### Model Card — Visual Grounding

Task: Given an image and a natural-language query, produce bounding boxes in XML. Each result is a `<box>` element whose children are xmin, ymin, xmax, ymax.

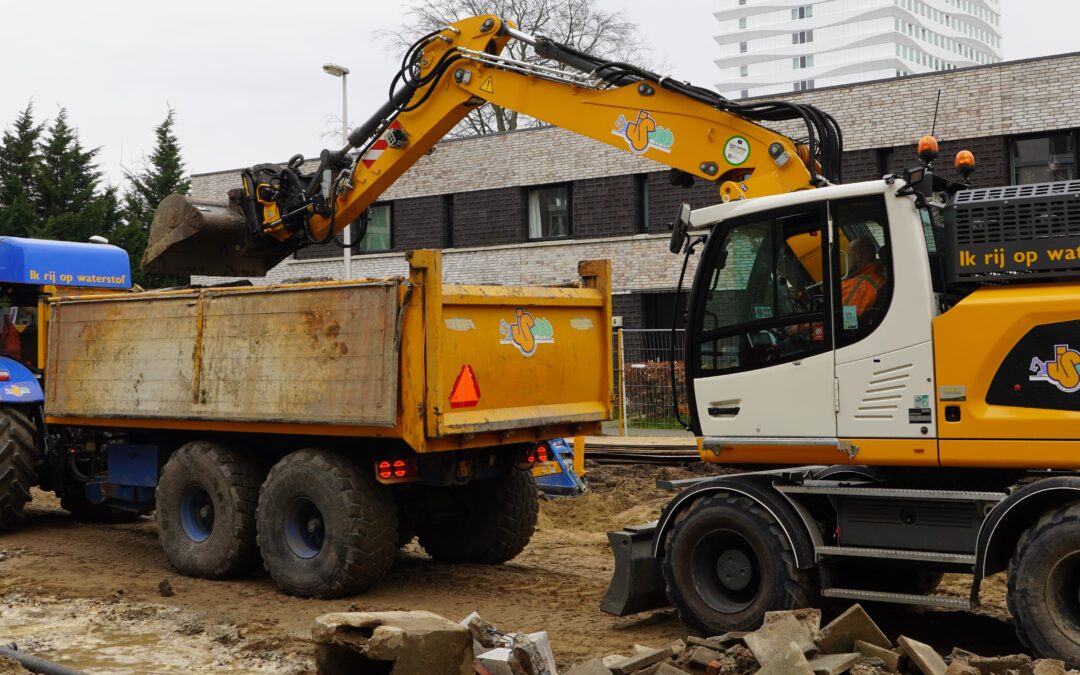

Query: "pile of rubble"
<box><xmin>312</xmin><ymin>605</ymin><xmax>1075</xmax><ymax>675</ymax></box>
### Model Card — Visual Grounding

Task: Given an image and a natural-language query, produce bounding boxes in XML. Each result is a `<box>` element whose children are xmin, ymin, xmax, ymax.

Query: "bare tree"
<box><xmin>383</xmin><ymin>0</ymin><xmax>650</xmax><ymax>136</ymax></box>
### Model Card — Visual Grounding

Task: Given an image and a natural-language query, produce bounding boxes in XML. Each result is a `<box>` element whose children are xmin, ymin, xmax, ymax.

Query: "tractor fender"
<box><xmin>652</xmin><ymin>473</ymin><xmax>816</xmax><ymax>569</ymax></box>
<box><xmin>0</xmin><ymin>357</ymin><xmax>42</xmax><ymax>404</ymax></box>
<box><xmin>972</xmin><ymin>476</ymin><xmax>1080</xmax><ymax>604</ymax></box>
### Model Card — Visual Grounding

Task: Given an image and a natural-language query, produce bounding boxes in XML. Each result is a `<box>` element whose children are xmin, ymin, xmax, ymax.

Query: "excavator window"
<box><xmin>692</xmin><ymin>206</ymin><xmax>829</xmax><ymax>376</ymax></box>
<box><xmin>830</xmin><ymin>196</ymin><xmax>893</xmax><ymax>347</ymax></box>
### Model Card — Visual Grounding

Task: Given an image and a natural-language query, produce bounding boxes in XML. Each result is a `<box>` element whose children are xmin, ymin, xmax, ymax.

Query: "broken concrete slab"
<box><xmin>686</xmin><ymin>636</ymin><xmax>725</xmax><ymax>651</ymax></box>
<box><xmin>564</xmin><ymin>658</ymin><xmax>612</xmax><ymax>675</ymax></box>
<box><xmin>808</xmin><ymin>652</ymin><xmax>861</xmax><ymax>675</ymax></box>
<box><xmin>601</xmin><ymin>654</ymin><xmax>625</xmax><ymax>668</ymax></box>
<box><xmin>754</xmin><ymin>641</ymin><xmax>815</xmax><ymax>675</ymax></box>
<box><xmin>686</xmin><ymin>646</ymin><xmax>722</xmax><ymax>668</ymax></box>
<box><xmin>1031</xmin><ymin>659</ymin><xmax>1067</xmax><ymax>675</ymax></box>
<box><xmin>608</xmin><ymin>646</ymin><xmax>672</xmax><ymax>675</ymax></box>
<box><xmin>313</xmin><ymin>610</ymin><xmax>473</xmax><ymax>675</ymax></box>
<box><xmin>854</xmin><ymin>640</ymin><xmax>901</xmax><ymax>672</ymax></box>
<box><xmin>765</xmin><ymin>608</ymin><xmax>823</xmax><ymax>638</ymax></box>
<box><xmin>744</xmin><ymin>614</ymin><xmax>816</xmax><ymax>665</ymax></box>
<box><xmin>967</xmin><ymin>654</ymin><xmax>1033</xmax><ymax>674</ymax></box>
<box><xmin>707</xmin><ymin>632</ymin><xmax>749</xmax><ymax>648</ymax></box>
<box><xmin>654</xmin><ymin>664</ymin><xmax>689</xmax><ymax>675</ymax></box>
<box><xmin>816</xmin><ymin>605</ymin><xmax>891</xmax><ymax>654</ymax></box>
<box><xmin>898</xmin><ymin>636</ymin><xmax>947</xmax><ymax>675</ymax></box>
<box><xmin>943</xmin><ymin>663</ymin><xmax>980</xmax><ymax>675</ymax></box>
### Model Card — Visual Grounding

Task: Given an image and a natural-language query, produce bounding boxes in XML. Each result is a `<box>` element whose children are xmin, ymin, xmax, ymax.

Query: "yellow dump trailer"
<box><xmin>38</xmin><ymin>250</ymin><xmax>612</xmax><ymax>598</ymax></box>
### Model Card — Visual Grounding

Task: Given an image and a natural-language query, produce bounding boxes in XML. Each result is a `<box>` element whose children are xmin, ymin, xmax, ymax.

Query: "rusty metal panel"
<box><xmin>47</xmin><ymin>281</ymin><xmax>400</xmax><ymax>427</ymax></box>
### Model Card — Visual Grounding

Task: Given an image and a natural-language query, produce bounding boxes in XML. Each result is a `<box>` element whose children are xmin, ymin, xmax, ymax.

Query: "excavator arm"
<box><xmin>143</xmin><ymin>14</ymin><xmax>842</xmax><ymax>277</ymax></box>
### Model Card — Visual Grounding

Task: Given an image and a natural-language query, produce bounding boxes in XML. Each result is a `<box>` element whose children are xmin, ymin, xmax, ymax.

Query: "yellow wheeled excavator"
<box><xmin>143</xmin><ymin>14</ymin><xmax>1080</xmax><ymax>666</ymax></box>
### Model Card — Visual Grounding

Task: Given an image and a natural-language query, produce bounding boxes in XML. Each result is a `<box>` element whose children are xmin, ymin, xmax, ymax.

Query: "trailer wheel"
<box><xmin>0</xmin><ymin>406</ymin><xmax>40</xmax><ymax>531</ymax></box>
<box><xmin>155</xmin><ymin>441</ymin><xmax>262</xmax><ymax>579</ymax></box>
<box><xmin>417</xmin><ymin>470</ymin><xmax>539</xmax><ymax>564</ymax></box>
<box><xmin>661</xmin><ymin>493</ymin><xmax>814</xmax><ymax>634</ymax></box>
<box><xmin>256</xmin><ymin>449</ymin><xmax>396</xmax><ymax>598</ymax></box>
<box><xmin>1007</xmin><ymin>502</ymin><xmax>1080</xmax><ymax>666</ymax></box>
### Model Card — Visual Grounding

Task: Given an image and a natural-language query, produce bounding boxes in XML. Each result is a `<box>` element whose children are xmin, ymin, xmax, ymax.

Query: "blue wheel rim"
<box><xmin>284</xmin><ymin>497</ymin><xmax>325</xmax><ymax>559</ymax></box>
<box><xmin>179</xmin><ymin>485</ymin><xmax>214</xmax><ymax>543</ymax></box>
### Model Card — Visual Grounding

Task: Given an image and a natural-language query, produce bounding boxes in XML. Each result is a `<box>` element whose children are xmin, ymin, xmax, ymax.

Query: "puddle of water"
<box><xmin>0</xmin><ymin>594</ymin><xmax>309</xmax><ymax>674</ymax></box>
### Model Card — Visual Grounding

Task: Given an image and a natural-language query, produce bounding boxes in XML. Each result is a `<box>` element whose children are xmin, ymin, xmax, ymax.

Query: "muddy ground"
<box><xmin>0</xmin><ymin>462</ymin><xmax>1026</xmax><ymax>673</ymax></box>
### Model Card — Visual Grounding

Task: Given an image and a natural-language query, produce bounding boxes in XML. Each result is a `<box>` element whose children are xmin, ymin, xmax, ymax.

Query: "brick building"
<box><xmin>191</xmin><ymin>51</ymin><xmax>1080</xmax><ymax>328</ymax></box>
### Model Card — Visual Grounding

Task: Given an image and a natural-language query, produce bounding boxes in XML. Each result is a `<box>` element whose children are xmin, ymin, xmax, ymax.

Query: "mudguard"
<box><xmin>0</xmin><ymin>357</ymin><xmax>42</xmax><ymax>403</ymax></box>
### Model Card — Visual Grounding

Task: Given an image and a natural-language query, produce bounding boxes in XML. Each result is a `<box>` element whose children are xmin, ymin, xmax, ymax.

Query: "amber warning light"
<box><xmin>955</xmin><ymin>150</ymin><xmax>976</xmax><ymax>180</ymax></box>
<box><xmin>917</xmin><ymin>135</ymin><xmax>939</xmax><ymax>164</ymax></box>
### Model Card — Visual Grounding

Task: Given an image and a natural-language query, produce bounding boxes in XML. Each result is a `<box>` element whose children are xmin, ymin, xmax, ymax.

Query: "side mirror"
<box><xmin>669</xmin><ymin>202</ymin><xmax>692</xmax><ymax>254</ymax></box>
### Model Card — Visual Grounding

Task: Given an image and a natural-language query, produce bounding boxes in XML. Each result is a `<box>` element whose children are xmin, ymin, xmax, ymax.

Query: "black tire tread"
<box><xmin>662</xmin><ymin>492</ymin><xmax>815</xmax><ymax>634</ymax></box>
<box><xmin>417</xmin><ymin>470</ymin><xmax>539</xmax><ymax>564</ymax></box>
<box><xmin>256</xmin><ymin>449</ymin><xmax>397</xmax><ymax>598</ymax></box>
<box><xmin>0</xmin><ymin>407</ymin><xmax>40</xmax><ymax>531</ymax></box>
<box><xmin>156</xmin><ymin>441</ymin><xmax>263</xmax><ymax>579</ymax></box>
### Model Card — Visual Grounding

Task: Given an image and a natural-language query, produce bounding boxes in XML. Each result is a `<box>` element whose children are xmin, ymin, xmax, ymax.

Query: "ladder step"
<box><xmin>822</xmin><ymin>587</ymin><xmax>972</xmax><ymax>610</ymax></box>
<box><xmin>776</xmin><ymin>484</ymin><xmax>1006</xmax><ymax>502</ymax></box>
<box><xmin>815</xmin><ymin>546</ymin><xmax>976</xmax><ymax>565</ymax></box>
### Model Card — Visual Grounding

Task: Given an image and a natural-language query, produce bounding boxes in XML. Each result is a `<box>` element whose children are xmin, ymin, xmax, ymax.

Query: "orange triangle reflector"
<box><xmin>449</xmin><ymin>364</ymin><xmax>480</xmax><ymax>409</ymax></box>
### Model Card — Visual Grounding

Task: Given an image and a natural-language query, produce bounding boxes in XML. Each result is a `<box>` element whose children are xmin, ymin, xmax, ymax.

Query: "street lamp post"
<box><xmin>323</xmin><ymin>62</ymin><xmax>351</xmax><ymax>280</ymax></box>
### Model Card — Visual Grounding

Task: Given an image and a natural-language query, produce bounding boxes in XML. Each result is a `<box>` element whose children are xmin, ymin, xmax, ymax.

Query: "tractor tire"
<box><xmin>256</xmin><ymin>449</ymin><xmax>397</xmax><ymax>598</ymax></box>
<box><xmin>417</xmin><ymin>470</ymin><xmax>539</xmax><ymax>564</ymax></box>
<box><xmin>155</xmin><ymin>441</ymin><xmax>263</xmax><ymax>579</ymax></box>
<box><xmin>0</xmin><ymin>406</ymin><xmax>41</xmax><ymax>531</ymax></box>
<box><xmin>1007</xmin><ymin>502</ymin><xmax>1080</xmax><ymax>667</ymax></box>
<box><xmin>661</xmin><ymin>493</ymin><xmax>816</xmax><ymax>635</ymax></box>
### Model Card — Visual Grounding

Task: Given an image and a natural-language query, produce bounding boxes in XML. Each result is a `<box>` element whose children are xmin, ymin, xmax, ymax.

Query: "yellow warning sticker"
<box><xmin>480</xmin><ymin>77</ymin><xmax>494</xmax><ymax>94</ymax></box>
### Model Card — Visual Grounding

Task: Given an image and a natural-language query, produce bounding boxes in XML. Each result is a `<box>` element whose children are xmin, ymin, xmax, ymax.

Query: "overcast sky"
<box><xmin>0</xmin><ymin>1</ymin><xmax>1075</xmax><ymax>188</ymax></box>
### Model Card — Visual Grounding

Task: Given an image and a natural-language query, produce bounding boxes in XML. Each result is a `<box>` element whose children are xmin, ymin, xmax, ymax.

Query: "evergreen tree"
<box><xmin>118</xmin><ymin>109</ymin><xmax>190</xmax><ymax>288</ymax></box>
<box><xmin>0</xmin><ymin>103</ymin><xmax>44</xmax><ymax>237</ymax></box>
<box><xmin>35</xmin><ymin>108</ymin><xmax>102</xmax><ymax>223</ymax></box>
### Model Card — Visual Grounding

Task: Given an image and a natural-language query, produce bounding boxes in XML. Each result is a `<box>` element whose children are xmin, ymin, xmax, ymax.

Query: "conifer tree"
<box><xmin>0</xmin><ymin>103</ymin><xmax>44</xmax><ymax>237</ymax></box>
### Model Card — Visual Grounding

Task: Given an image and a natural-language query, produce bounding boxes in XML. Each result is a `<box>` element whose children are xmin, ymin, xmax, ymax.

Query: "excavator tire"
<box><xmin>417</xmin><ymin>470</ymin><xmax>539</xmax><ymax>564</ymax></box>
<box><xmin>1007</xmin><ymin>501</ymin><xmax>1080</xmax><ymax>667</ymax></box>
<box><xmin>156</xmin><ymin>441</ymin><xmax>263</xmax><ymax>579</ymax></box>
<box><xmin>257</xmin><ymin>449</ymin><xmax>397</xmax><ymax>598</ymax></box>
<box><xmin>0</xmin><ymin>406</ymin><xmax>40</xmax><ymax>531</ymax></box>
<box><xmin>661</xmin><ymin>493</ymin><xmax>816</xmax><ymax>635</ymax></box>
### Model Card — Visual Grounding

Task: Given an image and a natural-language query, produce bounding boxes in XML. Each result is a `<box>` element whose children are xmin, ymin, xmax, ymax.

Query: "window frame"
<box><xmin>828</xmin><ymin>195</ymin><xmax>894</xmax><ymax>349</ymax></box>
<box><xmin>525</xmin><ymin>182</ymin><xmax>573</xmax><ymax>241</ymax></box>
<box><xmin>1009</xmin><ymin>130</ymin><xmax>1078</xmax><ymax>185</ymax></box>
<box><xmin>355</xmin><ymin>202</ymin><xmax>394</xmax><ymax>254</ymax></box>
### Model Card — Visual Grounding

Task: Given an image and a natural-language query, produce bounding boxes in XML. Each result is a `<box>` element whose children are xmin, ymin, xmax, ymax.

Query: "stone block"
<box><xmin>744</xmin><ymin>615</ymin><xmax>816</xmax><ymax>665</ymax></box>
<box><xmin>609</xmin><ymin>646</ymin><xmax>672</xmax><ymax>675</ymax></box>
<box><xmin>944</xmin><ymin>663</ymin><xmax>980</xmax><ymax>675</ymax></box>
<box><xmin>854</xmin><ymin>640</ymin><xmax>901</xmax><ymax>672</ymax></box>
<box><xmin>687</xmin><ymin>646</ymin><xmax>722</xmax><ymax>668</ymax></box>
<box><xmin>765</xmin><ymin>608</ymin><xmax>823</xmax><ymax>638</ymax></box>
<box><xmin>654</xmin><ymin>664</ymin><xmax>689</xmax><ymax>675</ymax></box>
<box><xmin>816</xmin><ymin>605</ymin><xmax>890</xmax><ymax>654</ymax></box>
<box><xmin>754</xmin><ymin>641</ymin><xmax>815</xmax><ymax>675</ymax></box>
<box><xmin>898</xmin><ymin>636</ymin><xmax>947</xmax><ymax>675</ymax></box>
<box><xmin>313</xmin><ymin>610</ymin><xmax>473</xmax><ymax>675</ymax></box>
<box><xmin>1031</xmin><ymin>659</ymin><xmax>1067</xmax><ymax>675</ymax></box>
<box><xmin>808</xmin><ymin>652</ymin><xmax>861</xmax><ymax>675</ymax></box>
<box><xmin>565</xmin><ymin>658</ymin><xmax>612</xmax><ymax>675</ymax></box>
<box><xmin>968</xmin><ymin>654</ymin><xmax>1032</xmax><ymax>675</ymax></box>
<box><xmin>707</xmin><ymin>632</ymin><xmax>748</xmax><ymax>648</ymax></box>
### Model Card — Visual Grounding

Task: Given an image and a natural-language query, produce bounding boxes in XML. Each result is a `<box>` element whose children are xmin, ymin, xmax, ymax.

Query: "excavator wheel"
<box><xmin>0</xmin><ymin>406</ymin><xmax>40</xmax><ymax>531</ymax></box>
<box><xmin>660</xmin><ymin>492</ymin><xmax>816</xmax><ymax>634</ymax></box>
<box><xmin>1007</xmin><ymin>502</ymin><xmax>1080</xmax><ymax>667</ymax></box>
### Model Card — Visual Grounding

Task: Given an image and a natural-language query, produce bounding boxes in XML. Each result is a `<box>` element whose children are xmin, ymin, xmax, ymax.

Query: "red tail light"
<box><xmin>535</xmin><ymin>445</ymin><xmax>548</xmax><ymax>463</ymax></box>
<box><xmin>375</xmin><ymin>458</ymin><xmax>418</xmax><ymax>484</ymax></box>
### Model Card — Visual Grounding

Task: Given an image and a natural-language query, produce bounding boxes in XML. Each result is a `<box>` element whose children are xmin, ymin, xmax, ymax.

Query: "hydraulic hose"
<box><xmin>0</xmin><ymin>645</ymin><xmax>84</xmax><ymax>675</ymax></box>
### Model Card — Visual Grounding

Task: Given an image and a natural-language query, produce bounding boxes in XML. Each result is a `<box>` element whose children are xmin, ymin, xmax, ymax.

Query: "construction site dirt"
<box><xmin>0</xmin><ymin>463</ymin><xmax>1029</xmax><ymax>673</ymax></box>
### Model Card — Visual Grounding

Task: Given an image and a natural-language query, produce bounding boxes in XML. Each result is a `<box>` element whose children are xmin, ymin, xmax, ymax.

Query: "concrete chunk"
<box><xmin>816</xmin><ymin>605</ymin><xmax>890</xmax><ymax>654</ymax></box>
<box><xmin>898</xmin><ymin>636</ymin><xmax>947</xmax><ymax>675</ymax></box>
<box><xmin>687</xmin><ymin>646</ymin><xmax>722</xmax><ymax>668</ymax></box>
<box><xmin>609</xmin><ymin>646</ymin><xmax>671</xmax><ymax>675</ymax></box>
<box><xmin>744</xmin><ymin>615</ymin><xmax>816</xmax><ymax>665</ymax></box>
<box><xmin>313</xmin><ymin>610</ymin><xmax>473</xmax><ymax>675</ymax></box>
<box><xmin>944</xmin><ymin>663</ymin><xmax>980</xmax><ymax>675</ymax></box>
<box><xmin>967</xmin><ymin>654</ymin><xmax>1032</xmax><ymax>674</ymax></box>
<box><xmin>565</xmin><ymin>659</ymin><xmax>612</xmax><ymax>675</ymax></box>
<box><xmin>765</xmin><ymin>608</ymin><xmax>823</xmax><ymax>638</ymax></box>
<box><xmin>708</xmin><ymin>632</ymin><xmax>749</xmax><ymax>647</ymax></box>
<box><xmin>754</xmin><ymin>641</ymin><xmax>815</xmax><ymax>675</ymax></box>
<box><xmin>808</xmin><ymin>653</ymin><xmax>861</xmax><ymax>675</ymax></box>
<box><xmin>854</xmin><ymin>640</ymin><xmax>901</xmax><ymax>672</ymax></box>
<box><xmin>1032</xmin><ymin>659</ymin><xmax>1067</xmax><ymax>675</ymax></box>
<box><xmin>654</xmin><ymin>664</ymin><xmax>689</xmax><ymax>675</ymax></box>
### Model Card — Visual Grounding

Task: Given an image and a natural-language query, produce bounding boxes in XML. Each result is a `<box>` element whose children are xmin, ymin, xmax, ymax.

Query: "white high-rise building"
<box><xmin>715</xmin><ymin>0</ymin><xmax>1002</xmax><ymax>98</ymax></box>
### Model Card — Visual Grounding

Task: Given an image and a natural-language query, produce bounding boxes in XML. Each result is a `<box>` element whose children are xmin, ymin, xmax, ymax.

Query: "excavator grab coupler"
<box><xmin>142</xmin><ymin>193</ymin><xmax>289</xmax><ymax>278</ymax></box>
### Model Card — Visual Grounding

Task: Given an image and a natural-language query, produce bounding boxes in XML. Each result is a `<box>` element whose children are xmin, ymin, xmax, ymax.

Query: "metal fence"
<box><xmin>611</xmin><ymin>329</ymin><xmax>689</xmax><ymax>434</ymax></box>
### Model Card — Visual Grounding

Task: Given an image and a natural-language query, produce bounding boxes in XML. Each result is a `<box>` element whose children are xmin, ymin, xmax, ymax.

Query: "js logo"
<box><xmin>1030</xmin><ymin>344</ymin><xmax>1080</xmax><ymax>393</ymax></box>
<box><xmin>499</xmin><ymin>308</ymin><xmax>554</xmax><ymax>358</ymax></box>
<box><xmin>613</xmin><ymin>110</ymin><xmax>674</xmax><ymax>155</ymax></box>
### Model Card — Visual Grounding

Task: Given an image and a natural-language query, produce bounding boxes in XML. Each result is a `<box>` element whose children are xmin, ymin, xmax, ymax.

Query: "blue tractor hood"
<box><xmin>0</xmin><ymin>237</ymin><xmax>131</xmax><ymax>289</ymax></box>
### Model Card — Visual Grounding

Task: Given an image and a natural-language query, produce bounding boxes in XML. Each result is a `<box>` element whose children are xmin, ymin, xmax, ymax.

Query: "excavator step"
<box><xmin>776</xmin><ymin>484</ymin><xmax>1007</xmax><ymax>502</ymax></box>
<box><xmin>822</xmin><ymin>587</ymin><xmax>972</xmax><ymax>610</ymax></box>
<box><xmin>815</xmin><ymin>546</ymin><xmax>976</xmax><ymax>565</ymax></box>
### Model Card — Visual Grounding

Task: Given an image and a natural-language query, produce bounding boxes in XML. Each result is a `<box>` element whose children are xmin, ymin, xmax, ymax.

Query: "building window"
<box><xmin>791</xmin><ymin>5</ymin><xmax>813</xmax><ymax>19</ymax></box>
<box><xmin>357</xmin><ymin>203</ymin><xmax>392</xmax><ymax>253</ymax></box>
<box><xmin>739</xmin><ymin>41</ymin><xmax>748</xmax><ymax>53</ymax></box>
<box><xmin>1011</xmin><ymin>133</ymin><xmax>1077</xmax><ymax>184</ymax></box>
<box><xmin>793</xmin><ymin>55</ymin><xmax>814</xmax><ymax>69</ymax></box>
<box><xmin>792</xmin><ymin>30</ymin><xmax>813</xmax><ymax>44</ymax></box>
<box><xmin>740</xmin><ymin>65</ymin><xmax>748</xmax><ymax>77</ymax></box>
<box><xmin>527</xmin><ymin>184</ymin><xmax>571</xmax><ymax>239</ymax></box>
<box><xmin>794</xmin><ymin>79</ymin><xmax>814</xmax><ymax>92</ymax></box>
<box><xmin>636</xmin><ymin>175</ymin><xmax>650</xmax><ymax>232</ymax></box>
<box><xmin>738</xmin><ymin>17</ymin><xmax>747</xmax><ymax>29</ymax></box>
<box><xmin>876</xmin><ymin>147</ymin><xmax>895</xmax><ymax>177</ymax></box>
<box><xmin>740</xmin><ymin>89</ymin><xmax>749</xmax><ymax>99</ymax></box>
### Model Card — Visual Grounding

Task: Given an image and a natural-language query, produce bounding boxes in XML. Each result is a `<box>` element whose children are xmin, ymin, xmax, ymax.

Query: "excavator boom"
<box><xmin>143</xmin><ymin>15</ymin><xmax>842</xmax><ymax>277</ymax></box>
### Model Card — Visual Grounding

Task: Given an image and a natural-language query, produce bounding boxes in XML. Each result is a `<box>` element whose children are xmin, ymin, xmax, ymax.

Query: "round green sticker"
<box><xmin>724</xmin><ymin>135</ymin><xmax>750</xmax><ymax>166</ymax></box>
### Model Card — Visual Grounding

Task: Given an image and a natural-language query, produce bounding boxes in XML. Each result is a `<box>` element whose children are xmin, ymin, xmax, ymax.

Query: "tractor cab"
<box><xmin>0</xmin><ymin>237</ymin><xmax>131</xmax><ymax>404</ymax></box>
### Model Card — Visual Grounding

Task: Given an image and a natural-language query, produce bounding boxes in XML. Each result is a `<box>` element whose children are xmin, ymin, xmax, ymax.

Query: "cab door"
<box><xmin>688</xmin><ymin>204</ymin><xmax>836</xmax><ymax>439</ymax></box>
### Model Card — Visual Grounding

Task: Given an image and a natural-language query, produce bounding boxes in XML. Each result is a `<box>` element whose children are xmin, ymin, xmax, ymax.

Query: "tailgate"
<box><xmin>429</xmin><ymin>260</ymin><xmax>612</xmax><ymax>436</ymax></box>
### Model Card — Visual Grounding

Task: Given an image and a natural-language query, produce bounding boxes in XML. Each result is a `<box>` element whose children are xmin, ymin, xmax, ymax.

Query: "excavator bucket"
<box><xmin>600</xmin><ymin>523</ymin><xmax>671</xmax><ymax>616</ymax></box>
<box><xmin>141</xmin><ymin>193</ymin><xmax>287</xmax><ymax>278</ymax></box>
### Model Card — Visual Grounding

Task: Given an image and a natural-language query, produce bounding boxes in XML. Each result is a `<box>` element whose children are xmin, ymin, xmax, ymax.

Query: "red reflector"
<box><xmin>536</xmin><ymin>445</ymin><xmax>548</xmax><ymax>463</ymax></box>
<box><xmin>0</xmin><ymin>372</ymin><xmax>9</xmax><ymax>382</ymax></box>
<box><xmin>449</xmin><ymin>365</ymin><xmax>480</xmax><ymax>409</ymax></box>
<box><xmin>392</xmin><ymin>459</ymin><xmax>407</xmax><ymax>478</ymax></box>
<box><xmin>377</xmin><ymin>461</ymin><xmax>392</xmax><ymax>479</ymax></box>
